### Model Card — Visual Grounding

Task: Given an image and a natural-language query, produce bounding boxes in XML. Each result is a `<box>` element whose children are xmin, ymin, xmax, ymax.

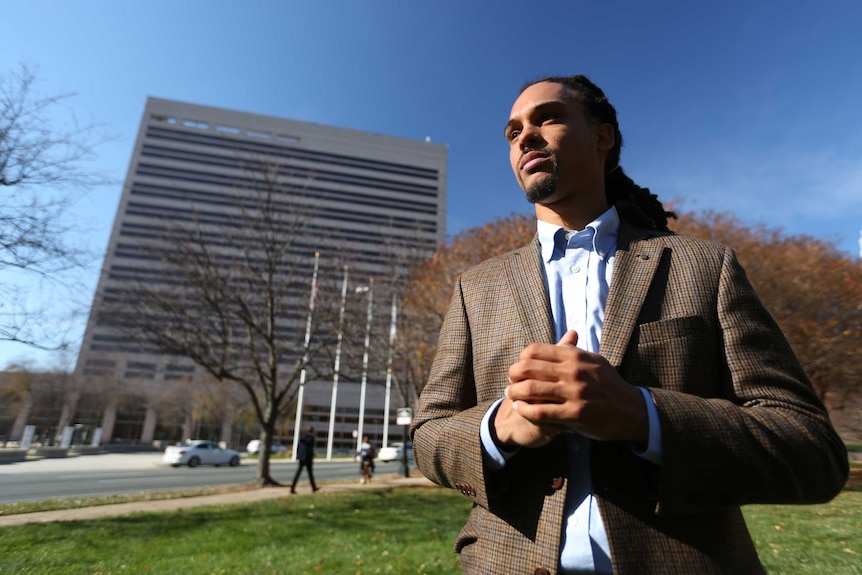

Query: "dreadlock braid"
<box><xmin>605</xmin><ymin>166</ymin><xmax>675</xmax><ymax>232</ymax></box>
<box><xmin>521</xmin><ymin>75</ymin><xmax>676</xmax><ymax>232</ymax></box>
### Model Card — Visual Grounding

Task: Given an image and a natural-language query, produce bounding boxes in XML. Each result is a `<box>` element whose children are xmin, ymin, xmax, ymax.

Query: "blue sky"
<box><xmin>2</xmin><ymin>0</ymin><xmax>861</xmax><ymax>368</ymax></box>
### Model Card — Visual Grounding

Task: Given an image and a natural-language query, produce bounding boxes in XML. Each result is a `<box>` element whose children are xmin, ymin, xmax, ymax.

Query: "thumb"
<box><xmin>557</xmin><ymin>330</ymin><xmax>579</xmax><ymax>348</ymax></box>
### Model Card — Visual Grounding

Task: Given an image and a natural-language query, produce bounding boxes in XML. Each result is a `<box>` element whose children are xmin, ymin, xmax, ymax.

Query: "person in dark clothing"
<box><xmin>291</xmin><ymin>426</ymin><xmax>319</xmax><ymax>494</ymax></box>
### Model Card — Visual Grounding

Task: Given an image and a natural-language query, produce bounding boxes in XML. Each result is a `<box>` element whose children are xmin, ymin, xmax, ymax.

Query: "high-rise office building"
<box><xmin>73</xmin><ymin>97</ymin><xmax>447</xmax><ymax>451</ymax></box>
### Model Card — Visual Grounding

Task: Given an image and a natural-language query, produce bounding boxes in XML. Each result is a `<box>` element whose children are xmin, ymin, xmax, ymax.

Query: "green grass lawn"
<box><xmin>744</xmin><ymin>490</ymin><xmax>862</xmax><ymax>574</ymax></box>
<box><xmin>2</xmin><ymin>475</ymin><xmax>860</xmax><ymax>574</ymax></box>
<box><xmin>0</xmin><ymin>486</ymin><xmax>470</xmax><ymax>575</ymax></box>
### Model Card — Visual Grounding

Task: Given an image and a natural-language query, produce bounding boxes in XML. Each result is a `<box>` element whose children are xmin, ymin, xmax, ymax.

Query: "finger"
<box><xmin>519</xmin><ymin>340</ymin><xmax>585</xmax><ymax>363</ymax></box>
<box><xmin>511</xmin><ymin>400</ymin><xmax>573</xmax><ymax>428</ymax></box>
<box><xmin>508</xmin><ymin>359</ymin><xmax>566</xmax><ymax>386</ymax></box>
<box><xmin>506</xmin><ymin>380</ymin><xmax>567</xmax><ymax>403</ymax></box>
<box><xmin>557</xmin><ymin>330</ymin><xmax>579</xmax><ymax>348</ymax></box>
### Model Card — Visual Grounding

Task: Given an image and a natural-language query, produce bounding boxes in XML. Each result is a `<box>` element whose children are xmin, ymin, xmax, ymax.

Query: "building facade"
<box><xmin>69</xmin><ymin>97</ymin><xmax>447</xmax><ymax>453</ymax></box>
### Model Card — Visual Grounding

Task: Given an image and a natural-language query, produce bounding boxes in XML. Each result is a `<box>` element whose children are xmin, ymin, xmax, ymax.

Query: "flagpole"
<box><xmin>326</xmin><ymin>266</ymin><xmax>349</xmax><ymax>460</ymax></box>
<box><xmin>382</xmin><ymin>293</ymin><xmax>397</xmax><ymax>448</ymax></box>
<box><xmin>355</xmin><ymin>278</ymin><xmax>374</xmax><ymax>455</ymax></box>
<box><xmin>292</xmin><ymin>252</ymin><xmax>319</xmax><ymax>461</ymax></box>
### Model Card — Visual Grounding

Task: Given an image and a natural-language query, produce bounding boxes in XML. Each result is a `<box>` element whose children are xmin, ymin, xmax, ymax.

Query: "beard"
<box><xmin>524</xmin><ymin>174</ymin><xmax>558</xmax><ymax>204</ymax></box>
<box><xmin>521</xmin><ymin>150</ymin><xmax>558</xmax><ymax>204</ymax></box>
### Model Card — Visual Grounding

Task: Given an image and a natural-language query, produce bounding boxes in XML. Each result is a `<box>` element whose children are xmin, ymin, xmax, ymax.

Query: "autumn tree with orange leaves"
<box><xmin>401</xmin><ymin>210</ymin><xmax>861</xmax><ymax>439</ymax></box>
<box><xmin>671</xmin><ymin>211</ymin><xmax>862</xmax><ymax>438</ymax></box>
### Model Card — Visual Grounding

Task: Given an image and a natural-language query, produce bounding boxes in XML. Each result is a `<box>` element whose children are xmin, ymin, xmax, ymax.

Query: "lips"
<box><xmin>520</xmin><ymin>151</ymin><xmax>551</xmax><ymax>173</ymax></box>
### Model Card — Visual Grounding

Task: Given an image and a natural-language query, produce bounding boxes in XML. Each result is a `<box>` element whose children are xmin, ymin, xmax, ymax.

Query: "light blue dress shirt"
<box><xmin>480</xmin><ymin>207</ymin><xmax>663</xmax><ymax>574</ymax></box>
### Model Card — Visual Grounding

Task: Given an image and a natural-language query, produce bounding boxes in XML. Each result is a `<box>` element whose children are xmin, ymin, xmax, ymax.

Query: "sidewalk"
<box><xmin>0</xmin><ymin>453</ymin><xmax>434</xmax><ymax>528</ymax></box>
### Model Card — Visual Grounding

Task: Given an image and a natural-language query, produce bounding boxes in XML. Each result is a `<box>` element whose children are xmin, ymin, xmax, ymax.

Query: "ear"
<box><xmin>594</xmin><ymin>123</ymin><xmax>615</xmax><ymax>152</ymax></box>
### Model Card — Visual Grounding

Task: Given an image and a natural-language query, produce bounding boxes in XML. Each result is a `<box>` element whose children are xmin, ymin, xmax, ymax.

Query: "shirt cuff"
<box><xmin>630</xmin><ymin>387</ymin><xmax>663</xmax><ymax>465</ymax></box>
<box><xmin>480</xmin><ymin>398</ymin><xmax>519</xmax><ymax>470</ymax></box>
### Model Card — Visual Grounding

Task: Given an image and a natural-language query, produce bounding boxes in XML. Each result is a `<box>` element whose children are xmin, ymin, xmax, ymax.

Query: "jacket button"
<box><xmin>551</xmin><ymin>476</ymin><xmax>564</xmax><ymax>490</ymax></box>
<box><xmin>533</xmin><ymin>568</ymin><xmax>551</xmax><ymax>575</ymax></box>
<box><xmin>455</xmin><ymin>482</ymin><xmax>474</xmax><ymax>496</ymax></box>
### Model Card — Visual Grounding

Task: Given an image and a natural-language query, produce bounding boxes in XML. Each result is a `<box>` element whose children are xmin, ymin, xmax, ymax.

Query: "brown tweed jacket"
<box><xmin>412</xmin><ymin>222</ymin><xmax>848</xmax><ymax>575</ymax></box>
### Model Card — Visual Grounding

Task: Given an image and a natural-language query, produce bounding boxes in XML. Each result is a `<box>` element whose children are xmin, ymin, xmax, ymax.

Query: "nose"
<box><xmin>517</xmin><ymin>123</ymin><xmax>544</xmax><ymax>150</ymax></box>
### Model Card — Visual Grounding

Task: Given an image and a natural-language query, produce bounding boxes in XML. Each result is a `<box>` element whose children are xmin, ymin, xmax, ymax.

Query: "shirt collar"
<box><xmin>537</xmin><ymin>206</ymin><xmax>620</xmax><ymax>263</ymax></box>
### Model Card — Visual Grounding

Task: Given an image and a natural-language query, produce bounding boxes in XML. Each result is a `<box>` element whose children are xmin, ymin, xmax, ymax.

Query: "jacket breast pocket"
<box><xmin>625</xmin><ymin>315</ymin><xmax>719</xmax><ymax>395</ymax></box>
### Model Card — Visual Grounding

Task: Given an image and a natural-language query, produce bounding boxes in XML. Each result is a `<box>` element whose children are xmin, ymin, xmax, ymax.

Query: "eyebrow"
<box><xmin>504</xmin><ymin>100</ymin><xmax>569</xmax><ymax>137</ymax></box>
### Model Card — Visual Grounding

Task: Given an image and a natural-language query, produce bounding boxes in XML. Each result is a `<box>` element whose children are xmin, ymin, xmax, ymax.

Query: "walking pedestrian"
<box><xmin>291</xmin><ymin>426</ymin><xmax>319</xmax><ymax>494</ymax></box>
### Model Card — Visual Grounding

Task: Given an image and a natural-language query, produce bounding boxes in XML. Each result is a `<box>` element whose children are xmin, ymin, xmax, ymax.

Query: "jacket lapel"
<box><xmin>504</xmin><ymin>238</ymin><xmax>556</xmax><ymax>345</ymax></box>
<box><xmin>601</xmin><ymin>222</ymin><xmax>664</xmax><ymax>367</ymax></box>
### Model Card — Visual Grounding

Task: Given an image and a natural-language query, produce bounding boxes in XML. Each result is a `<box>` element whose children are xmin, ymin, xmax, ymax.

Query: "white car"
<box><xmin>163</xmin><ymin>440</ymin><xmax>241</xmax><ymax>468</ymax></box>
<box><xmin>377</xmin><ymin>442</ymin><xmax>413</xmax><ymax>463</ymax></box>
<box><xmin>246</xmin><ymin>439</ymin><xmax>289</xmax><ymax>455</ymax></box>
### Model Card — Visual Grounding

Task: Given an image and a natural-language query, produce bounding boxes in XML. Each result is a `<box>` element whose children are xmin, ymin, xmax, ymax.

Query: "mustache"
<box><xmin>519</xmin><ymin>147</ymin><xmax>557</xmax><ymax>174</ymax></box>
<box><xmin>520</xmin><ymin>146</ymin><xmax>552</xmax><ymax>159</ymax></box>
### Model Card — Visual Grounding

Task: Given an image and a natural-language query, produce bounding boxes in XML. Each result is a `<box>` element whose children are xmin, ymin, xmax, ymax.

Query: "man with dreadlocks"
<box><xmin>411</xmin><ymin>76</ymin><xmax>847</xmax><ymax>574</ymax></box>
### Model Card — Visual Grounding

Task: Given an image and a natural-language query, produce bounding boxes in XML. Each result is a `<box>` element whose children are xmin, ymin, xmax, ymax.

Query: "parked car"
<box><xmin>246</xmin><ymin>439</ymin><xmax>289</xmax><ymax>455</ymax></box>
<box><xmin>163</xmin><ymin>440</ymin><xmax>241</xmax><ymax>468</ymax></box>
<box><xmin>377</xmin><ymin>442</ymin><xmax>413</xmax><ymax>463</ymax></box>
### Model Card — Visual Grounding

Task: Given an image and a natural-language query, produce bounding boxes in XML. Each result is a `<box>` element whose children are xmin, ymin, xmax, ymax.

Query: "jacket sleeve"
<box><xmin>648</xmin><ymin>245</ymin><xmax>848</xmax><ymax>514</ymax></box>
<box><xmin>410</xmin><ymin>276</ymin><xmax>499</xmax><ymax>509</ymax></box>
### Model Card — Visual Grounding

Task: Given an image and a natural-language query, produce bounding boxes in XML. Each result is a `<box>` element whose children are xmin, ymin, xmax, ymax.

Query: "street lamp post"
<box><xmin>326</xmin><ymin>266</ymin><xmax>349</xmax><ymax>460</ymax></box>
<box><xmin>382</xmin><ymin>293</ymin><xmax>397</xmax><ymax>449</ymax></box>
<box><xmin>355</xmin><ymin>279</ymin><xmax>373</xmax><ymax>455</ymax></box>
<box><xmin>292</xmin><ymin>252</ymin><xmax>319</xmax><ymax>461</ymax></box>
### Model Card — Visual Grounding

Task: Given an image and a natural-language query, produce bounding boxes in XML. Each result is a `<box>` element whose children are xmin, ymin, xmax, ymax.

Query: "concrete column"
<box><xmin>181</xmin><ymin>413</ymin><xmax>194</xmax><ymax>442</ymax></box>
<box><xmin>9</xmin><ymin>395</ymin><xmax>33</xmax><ymax>442</ymax></box>
<box><xmin>219</xmin><ymin>410</ymin><xmax>234</xmax><ymax>447</ymax></box>
<box><xmin>100</xmin><ymin>398</ymin><xmax>118</xmax><ymax>444</ymax></box>
<box><xmin>140</xmin><ymin>407</ymin><xmax>157</xmax><ymax>444</ymax></box>
<box><xmin>54</xmin><ymin>391</ymin><xmax>80</xmax><ymax>444</ymax></box>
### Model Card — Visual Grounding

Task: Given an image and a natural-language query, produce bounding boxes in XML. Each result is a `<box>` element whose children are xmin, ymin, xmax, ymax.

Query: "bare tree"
<box><xmin>0</xmin><ymin>361</ymin><xmax>75</xmax><ymax>444</ymax></box>
<box><xmin>0</xmin><ymin>362</ymin><xmax>35</xmax><ymax>443</ymax></box>
<box><xmin>0</xmin><ymin>62</ymin><xmax>109</xmax><ymax>348</ymax></box>
<box><xmin>360</xmin><ymin>221</ymin><xmax>436</xmax><ymax>413</ymax></box>
<box><xmin>102</xmin><ymin>159</ymin><xmax>344</xmax><ymax>486</ymax></box>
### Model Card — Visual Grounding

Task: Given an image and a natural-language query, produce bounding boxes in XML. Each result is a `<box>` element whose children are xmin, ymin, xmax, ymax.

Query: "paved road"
<box><xmin>0</xmin><ymin>452</ymin><xmax>411</xmax><ymax>503</ymax></box>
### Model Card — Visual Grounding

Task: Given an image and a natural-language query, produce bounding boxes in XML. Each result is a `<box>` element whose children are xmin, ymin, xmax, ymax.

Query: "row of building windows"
<box><xmin>104</xmin><ymin>250</ymin><xmax>401</xmax><ymax>289</ymax></box>
<box><xmin>140</xmin><ymin>144</ymin><xmax>442</xmax><ymax>197</ymax></box>
<box><xmin>104</xmin><ymin>257</ymin><xmax>399</xmax><ymax>287</ymax></box>
<box><xmin>149</xmin><ymin>114</ymin><xmax>300</xmax><ymax>146</ymax></box>
<box><xmin>83</xmin><ymin>358</ymin><xmax>196</xmax><ymax>378</ymax></box>
<box><xmin>114</xmin><ymin>221</ymin><xmax>437</xmax><ymax>278</ymax></box>
<box><xmin>117</xmin><ymin>219</ymin><xmax>436</xmax><ymax>254</ymax></box>
<box><xmin>110</xmin><ymin>236</ymin><xmax>420</xmax><ymax>269</ymax></box>
<box><xmin>130</xmin><ymin>178</ymin><xmax>439</xmax><ymax>215</ymax></box>
<box><xmin>145</xmin><ymin>125</ymin><xmax>441</xmax><ymax>181</ymax></box>
<box><xmin>135</xmin><ymin>160</ymin><xmax>439</xmax><ymax>200</ymax></box>
<box><xmin>123</xmin><ymin>199</ymin><xmax>439</xmax><ymax>235</ymax></box>
<box><xmin>91</xmin><ymin>307</ymin><xmax>318</xmax><ymax>344</ymax></box>
<box><xmin>87</xmin><ymin>339</ymin><xmax>313</xmax><ymax>364</ymax></box>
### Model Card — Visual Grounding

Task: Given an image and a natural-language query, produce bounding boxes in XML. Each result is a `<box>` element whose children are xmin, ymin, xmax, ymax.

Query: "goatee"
<box><xmin>525</xmin><ymin>174</ymin><xmax>557</xmax><ymax>204</ymax></box>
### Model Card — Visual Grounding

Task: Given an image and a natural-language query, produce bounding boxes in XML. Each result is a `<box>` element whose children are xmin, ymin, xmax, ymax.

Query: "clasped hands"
<box><xmin>493</xmin><ymin>330</ymin><xmax>648</xmax><ymax>449</ymax></box>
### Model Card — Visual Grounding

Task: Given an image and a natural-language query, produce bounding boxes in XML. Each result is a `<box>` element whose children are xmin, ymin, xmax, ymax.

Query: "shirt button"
<box><xmin>570</xmin><ymin>265</ymin><xmax>580</xmax><ymax>273</ymax></box>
